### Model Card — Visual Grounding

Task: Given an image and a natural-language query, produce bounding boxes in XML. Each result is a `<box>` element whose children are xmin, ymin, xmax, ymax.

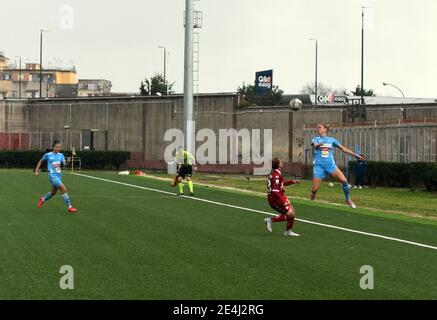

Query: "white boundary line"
<box><xmin>72</xmin><ymin>172</ymin><xmax>437</xmax><ymax>251</ymax></box>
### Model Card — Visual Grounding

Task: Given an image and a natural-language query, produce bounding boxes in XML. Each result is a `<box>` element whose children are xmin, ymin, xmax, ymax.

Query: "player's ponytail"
<box><xmin>272</xmin><ymin>157</ymin><xmax>281</xmax><ymax>170</ymax></box>
<box><xmin>321</xmin><ymin>123</ymin><xmax>331</xmax><ymax>132</ymax></box>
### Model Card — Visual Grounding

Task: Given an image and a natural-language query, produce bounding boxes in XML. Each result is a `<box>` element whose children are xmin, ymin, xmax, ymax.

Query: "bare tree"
<box><xmin>333</xmin><ymin>87</ymin><xmax>350</xmax><ymax>96</ymax></box>
<box><xmin>300</xmin><ymin>82</ymin><xmax>332</xmax><ymax>96</ymax></box>
<box><xmin>300</xmin><ymin>82</ymin><xmax>350</xmax><ymax>96</ymax></box>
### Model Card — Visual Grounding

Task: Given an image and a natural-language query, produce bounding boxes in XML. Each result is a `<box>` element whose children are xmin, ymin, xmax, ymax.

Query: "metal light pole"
<box><xmin>158</xmin><ymin>46</ymin><xmax>167</xmax><ymax>94</ymax></box>
<box><xmin>382</xmin><ymin>82</ymin><xmax>405</xmax><ymax>98</ymax></box>
<box><xmin>183</xmin><ymin>0</ymin><xmax>194</xmax><ymax>154</ymax></box>
<box><xmin>15</xmin><ymin>56</ymin><xmax>22</xmax><ymax>99</ymax></box>
<box><xmin>310</xmin><ymin>39</ymin><xmax>318</xmax><ymax>106</ymax></box>
<box><xmin>360</xmin><ymin>7</ymin><xmax>371</xmax><ymax>105</ymax></box>
<box><xmin>39</xmin><ymin>29</ymin><xmax>48</xmax><ymax>98</ymax></box>
<box><xmin>166</xmin><ymin>51</ymin><xmax>170</xmax><ymax>95</ymax></box>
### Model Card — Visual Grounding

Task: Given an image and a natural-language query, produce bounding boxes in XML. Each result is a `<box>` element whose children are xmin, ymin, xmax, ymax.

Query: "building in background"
<box><xmin>0</xmin><ymin>52</ymin><xmax>78</xmax><ymax>98</ymax></box>
<box><xmin>0</xmin><ymin>52</ymin><xmax>12</xmax><ymax>98</ymax></box>
<box><xmin>0</xmin><ymin>52</ymin><xmax>10</xmax><ymax>69</ymax></box>
<box><xmin>78</xmin><ymin>79</ymin><xmax>112</xmax><ymax>97</ymax></box>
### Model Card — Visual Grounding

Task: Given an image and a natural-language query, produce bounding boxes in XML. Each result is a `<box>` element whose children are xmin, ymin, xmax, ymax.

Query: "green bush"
<box><xmin>348</xmin><ymin>161</ymin><xmax>437</xmax><ymax>191</ymax></box>
<box><xmin>0</xmin><ymin>150</ymin><xmax>45</xmax><ymax>168</ymax></box>
<box><xmin>0</xmin><ymin>150</ymin><xmax>130</xmax><ymax>170</ymax></box>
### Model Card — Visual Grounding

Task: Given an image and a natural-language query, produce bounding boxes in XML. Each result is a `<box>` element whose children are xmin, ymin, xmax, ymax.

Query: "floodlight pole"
<box><xmin>158</xmin><ymin>46</ymin><xmax>167</xmax><ymax>94</ymax></box>
<box><xmin>183</xmin><ymin>0</ymin><xmax>194</xmax><ymax>153</ymax></box>
<box><xmin>310</xmin><ymin>39</ymin><xmax>318</xmax><ymax>106</ymax></box>
<box><xmin>361</xmin><ymin>8</ymin><xmax>364</xmax><ymax>105</ymax></box>
<box><xmin>39</xmin><ymin>29</ymin><xmax>48</xmax><ymax>98</ymax></box>
<box><xmin>40</xmin><ymin>30</ymin><xmax>43</xmax><ymax>98</ymax></box>
<box><xmin>360</xmin><ymin>7</ymin><xmax>371</xmax><ymax>105</ymax></box>
<box><xmin>15</xmin><ymin>56</ymin><xmax>22</xmax><ymax>99</ymax></box>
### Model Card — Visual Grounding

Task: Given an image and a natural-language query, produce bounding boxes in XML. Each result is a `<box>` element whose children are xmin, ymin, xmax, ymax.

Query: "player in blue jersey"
<box><xmin>34</xmin><ymin>141</ymin><xmax>78</xmax><ymax>213</ymax></box>
<box><xmin>310</xmin><ymin>123</ymin><xmax>365</xmax><ymax>208</ymax></box>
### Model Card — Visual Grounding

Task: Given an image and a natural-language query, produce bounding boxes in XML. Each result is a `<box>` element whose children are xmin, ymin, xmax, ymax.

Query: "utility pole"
<box><xmin>360</xmin><ymin>7</ymin><xmax>371</xmax><ymax>105</ymax></box>
<box><xmin>15</xmin><ymin>56</ymin><xmax>22</xmax><ymax>99</ymax></box>
<box><xmin>361</xmin><ymin>8</ymin><xmax>364</xmax><ymax>105</ymax></box>
<box><xmin>310</xmin><ymin>39</ymin><xmax>318</xmax><ymax>105</ymax></box>
<box><xmin>183</xmin><ymin>0</ymin><xmax>194</xmax><ymax>153</ymax></box>
<box><xmin>39</xmin><ymin>29</ymin><xmax>48</xmax><ymax>98</ymax></box>
<box><xmin>158</xmin><ymin>46</ymin><xmax>167</xmax><ymax>94</ymax></box>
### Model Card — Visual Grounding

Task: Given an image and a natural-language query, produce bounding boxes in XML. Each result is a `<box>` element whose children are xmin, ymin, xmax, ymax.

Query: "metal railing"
<box><xmin>304</xmin><ymin>117</ymin><xmax>437</xmax><ymax>130</ymax></box>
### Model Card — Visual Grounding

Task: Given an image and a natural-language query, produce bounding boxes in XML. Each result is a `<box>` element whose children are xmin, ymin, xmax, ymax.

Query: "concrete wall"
<box><xmin>235</xmin><ymin>108</ymin><xmax>289</xmax><ymax>162</ymax></box>
<box><xmin>1</xmin><ymin>96</ymin><xmax>437</xmax><ymax>172</ymax></box>
<box><xmin>304</xmin><ymin>124</ymin><xmax>437</xmax><ymax>168</ymax></box>
<box><xmin>24</xmin><ymin>95</ymin><xmax>237</xmax><ymax>168</ymax></box>
<box><xmin>0</xmin><ymin>100</ymin><xmax>29</xmax><ymax>132</ymax></box>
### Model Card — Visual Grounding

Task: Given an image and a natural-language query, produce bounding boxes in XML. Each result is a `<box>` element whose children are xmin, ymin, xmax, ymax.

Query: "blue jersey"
<box><xmin>311</xmin><ymin>136</ymin><xmax>340</xmax><ymax>165</ymax></box>
<box><xmin>41</xmin><ymin>152</ymin><xmax>66</xmax><ymax>176</ymax></box>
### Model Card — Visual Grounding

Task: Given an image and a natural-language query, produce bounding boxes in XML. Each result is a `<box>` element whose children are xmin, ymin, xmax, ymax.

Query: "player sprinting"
<box><xmin>310</xmin><ymin>123</ymin><xmax>365</xmax><ymax>208</ymax></box>
<box><xmin>264</xmin><ymin>158</ymin><xmax>300</xmax><ymax>237</ymax></box>
<box><xmin>34</xmin><ymin>141</ymin><xmax>78</xmax><ymax>213</ymax></box>
<box><xmin>172</xmin><ymin>147</ymin><xmax>196</xmax><ymax>196</ymax></box>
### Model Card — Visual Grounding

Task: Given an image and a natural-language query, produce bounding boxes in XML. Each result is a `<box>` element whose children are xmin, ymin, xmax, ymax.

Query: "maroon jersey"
<box><xmin>267</xmin><ymin>169</ymin><xmax>295</xmax><ymax>195</ymax></box>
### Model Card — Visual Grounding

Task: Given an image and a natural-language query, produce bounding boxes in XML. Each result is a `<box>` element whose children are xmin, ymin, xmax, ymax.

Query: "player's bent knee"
<box><xmin>286</xmin><ymin>209</ymin><xmax>295</xmax><ymax>218</ymax></box>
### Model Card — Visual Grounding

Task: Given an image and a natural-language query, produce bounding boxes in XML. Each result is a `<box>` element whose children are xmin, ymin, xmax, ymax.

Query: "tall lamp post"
<box><xmin>382</xmin><ymin>82</ymin><xmax>405</xmax><ymax>98</ymax></box>
<box><xmin>183</xmin><ymin>0</ymin><xmax>194</xmax><ymax>154</ymax></box>
<box><xmin>158</xmin><ymin>46</ymin><xmax>167</xmax><ymax>95</ymax></box>
<box><xmin>39</xmin><ymin>29</ymin><xmax>49</xmax><ymax>99</ymax></box>
<box><xmin>309</xmin><ymin>39</ymin><xmax>318</xmax><ymax>106</ymax></box>
<box><xmin>360</xmin><ymin>7</ymin><xmax>371</xmax><ymax>105</ymax></box>
<box><xmin>15</xmin><ymin>56</ymin><xmax>22</xmax><ymax>99</ymax></box>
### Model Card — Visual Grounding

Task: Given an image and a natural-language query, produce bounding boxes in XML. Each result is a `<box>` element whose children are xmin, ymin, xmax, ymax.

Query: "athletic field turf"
<box><xmin>1</xmin><ymin>169</ymin><xmax>437</xmax><ymax>299</ymax></box>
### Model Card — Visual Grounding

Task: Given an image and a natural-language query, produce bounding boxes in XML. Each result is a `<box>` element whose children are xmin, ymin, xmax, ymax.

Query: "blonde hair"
<box><xmin>318</xmin><ymin>123</ymin><xmax>331</xmax><ymax>131</ymax></box>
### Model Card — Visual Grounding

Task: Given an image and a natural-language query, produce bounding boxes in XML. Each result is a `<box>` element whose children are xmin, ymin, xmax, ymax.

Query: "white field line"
<box><xmin>72</xmin><ymin>172</ymin><xmax>437</xmax><ymax>251</ymax></box>
<box><xmin>142</xmin><ymin>174</ymin><xmax>435</xmax><ymax>220</ymax></box>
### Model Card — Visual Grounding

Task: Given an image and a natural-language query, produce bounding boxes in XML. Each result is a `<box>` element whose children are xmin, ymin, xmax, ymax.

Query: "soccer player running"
<box><xmin>310</xmin><ymin>123</ymin><xmax>365</xmax><ymax>208</ymax></box>
<box><xmin>264</xmin><ymin>158</ymin><xmax>300</xmax><ymax>237</ymax></box>
<box><xmin>173</xmin><ymin>147</ymin><xmax>197</xmax><ymax>196</ymax></box>
<box><xmin>34</xmin><ymin>140</ymin><xmax>78</xmax><ymax>213</ymax></box>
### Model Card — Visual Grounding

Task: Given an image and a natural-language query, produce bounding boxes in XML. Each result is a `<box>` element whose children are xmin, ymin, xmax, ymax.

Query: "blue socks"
<box><xmin>43</xmin><ymin>192</ymin><xmax>53</xmax><ymax>202</ymax></box>
<box><xmin>62</xmin><ymin>193</ymin><xmax>72</xmax><ymax>208</ymax></box>
<box><xmin>342</xmin><ymin>182</ymin><xmax>351</xmax><ymax>202</ymax></box>
<box><xmin>42</xmin><ymin>192</ymin><xmax>73</xmax><ymax>208</ymax></box>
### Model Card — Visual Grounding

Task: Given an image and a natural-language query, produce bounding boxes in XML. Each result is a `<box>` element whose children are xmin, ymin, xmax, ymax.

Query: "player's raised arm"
<box><xmin>337</xmin><ymin>144</ymin><xmax>365</xmax><ymax>160</ymax></box>
<box><xmin>284</xmin><ymin>179</ymin><xmax>300</xmax><ymax>186</ymax></box>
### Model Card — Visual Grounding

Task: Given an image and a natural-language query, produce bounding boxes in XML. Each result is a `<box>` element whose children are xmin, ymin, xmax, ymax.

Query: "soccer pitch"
<box><xmin>1</xmin><ymin>169</ymin><xmax>437</xmax><ymax>300</ymax></box>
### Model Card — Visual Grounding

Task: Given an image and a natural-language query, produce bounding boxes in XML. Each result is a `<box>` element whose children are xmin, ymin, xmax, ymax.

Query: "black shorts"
<box><xmin>178</xmin><ymin>165</ymin><xmax>193</xmax><ymax>179</ymax></box>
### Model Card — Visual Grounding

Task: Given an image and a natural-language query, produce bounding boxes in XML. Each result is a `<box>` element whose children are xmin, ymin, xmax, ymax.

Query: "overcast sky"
<box><xmin>2</xmin><ymin>0</ymin><xmax>436</xmax><ymax>98</ymax></box>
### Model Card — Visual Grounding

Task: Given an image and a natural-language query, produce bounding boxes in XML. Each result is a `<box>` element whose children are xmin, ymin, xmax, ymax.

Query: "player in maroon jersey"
<box><xmin>264</xmin><ymin>158</ymin><xmax>300</xmax><ymax>237</ymax></box>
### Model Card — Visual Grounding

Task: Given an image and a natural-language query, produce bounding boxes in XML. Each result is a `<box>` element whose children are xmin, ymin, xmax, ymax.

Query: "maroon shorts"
<box><xmin>268</xmin><ymin>193</ymin><xmax>292</xmax><ymax>215</ymax></box>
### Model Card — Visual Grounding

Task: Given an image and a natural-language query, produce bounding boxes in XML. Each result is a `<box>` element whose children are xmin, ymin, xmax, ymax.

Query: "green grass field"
<box><xmin>1</xmin><ymin>169</ymin><xmax>437</xmax><ymax>300</ymax></box>
<box><xmin>147</xmin><ymin>172</ymin><xmax>437</xmax><ymax>218</ymax></box>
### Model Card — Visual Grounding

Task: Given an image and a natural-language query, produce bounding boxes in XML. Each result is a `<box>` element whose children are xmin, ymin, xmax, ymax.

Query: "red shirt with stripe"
<box><xmin>267</xmin><ymin>169</ymin><xmax>296</xmax><ymax>195</ymax></box>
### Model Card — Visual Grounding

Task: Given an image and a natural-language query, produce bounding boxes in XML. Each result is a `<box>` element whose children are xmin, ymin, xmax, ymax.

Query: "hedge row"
<box><xmin>0</xmin><ymin>150</ymin><xmax>131</xmax><ymax>170</ymax></box>
<box><xmin>348</xmin><ymin>161</ymin><xmax>437</xmax><ymax>191</ymax></box>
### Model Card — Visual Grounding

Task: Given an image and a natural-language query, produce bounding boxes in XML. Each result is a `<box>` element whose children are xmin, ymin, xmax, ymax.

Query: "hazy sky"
<box><xmin>2</xmin><ymin>0</ymin><xmax>437</xmax><ymax>98</ymax></box>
